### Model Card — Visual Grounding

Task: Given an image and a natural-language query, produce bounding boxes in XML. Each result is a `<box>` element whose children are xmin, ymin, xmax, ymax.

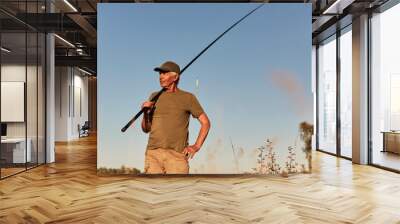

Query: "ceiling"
<box><xmin>0</xmin><ymin>0</ymin><xmax>391</xmax><ymax>75</ymax></box>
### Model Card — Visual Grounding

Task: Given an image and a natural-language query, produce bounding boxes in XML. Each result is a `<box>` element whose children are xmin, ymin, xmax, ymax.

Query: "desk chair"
<box><xmin>78</xmin><ymin>121</ymin><xmax>90</xmax><ymax>138</ymax></box>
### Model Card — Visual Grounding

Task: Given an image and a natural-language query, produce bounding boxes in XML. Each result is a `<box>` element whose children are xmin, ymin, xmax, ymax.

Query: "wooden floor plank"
<box><xmin>0</xmin><ymin>134</ymin><xmax>399</xmax><ymax>223</ymax></box>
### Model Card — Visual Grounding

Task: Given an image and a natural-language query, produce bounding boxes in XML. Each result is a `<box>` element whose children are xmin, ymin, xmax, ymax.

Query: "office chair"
<box><xmin>79</xmin><ymin>121</ymin><xmax>90</xmax><ymax>138</ymax></box>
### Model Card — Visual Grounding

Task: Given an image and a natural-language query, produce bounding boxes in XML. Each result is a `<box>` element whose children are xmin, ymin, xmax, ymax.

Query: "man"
<box><xmin>141</xmin><ymin>61</ymin><xmax>211</xmax><ymax>174</ymax></box>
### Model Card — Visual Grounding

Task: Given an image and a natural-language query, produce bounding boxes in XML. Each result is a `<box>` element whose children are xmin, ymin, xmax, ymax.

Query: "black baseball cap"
<box><xmin>154</xmin><ymin>61</ymin><xmax>181</xmax><ymax>74</ymax></box>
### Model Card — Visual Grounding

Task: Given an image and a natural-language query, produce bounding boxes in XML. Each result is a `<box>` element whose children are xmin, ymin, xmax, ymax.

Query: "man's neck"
<box><xmin>165</xmin><ymin>85</ymin><xmax>178</xmax><ymax>93</ymax></box>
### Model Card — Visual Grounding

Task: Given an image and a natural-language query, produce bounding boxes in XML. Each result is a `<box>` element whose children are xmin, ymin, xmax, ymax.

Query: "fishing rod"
<box><xmin>121</xmin><ymin>3</ymin><xmax>264</xmax><ymax>132</ymax></box>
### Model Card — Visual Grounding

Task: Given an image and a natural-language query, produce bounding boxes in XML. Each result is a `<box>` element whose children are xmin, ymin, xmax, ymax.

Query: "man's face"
<box><xmin>159</xmin><ymin>71</ymin><xmax>178</xmax><ymax>88</ymax></box>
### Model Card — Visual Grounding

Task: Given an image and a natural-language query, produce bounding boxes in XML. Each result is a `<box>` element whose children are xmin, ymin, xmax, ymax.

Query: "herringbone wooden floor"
<box><xmin>1</xmin><ymin>134</ymin><xmax>400</xmax><ymax>224</ymax></box>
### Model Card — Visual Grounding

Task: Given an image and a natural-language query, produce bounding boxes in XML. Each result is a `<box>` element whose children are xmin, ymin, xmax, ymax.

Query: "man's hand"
<box><xmin>141</xmin><ymin>101</ymin><xmax>155</xmax><ymax>133</ymax></box>
<box><xmin>141</xmin><ymin>101</ymin><xmax>155</xmax><ymax>110</ymax></box>
<box><xmin>182</xmin><ymin>145</ymin><xmax>200</xmax><ymax>160</ymax></box>
<box><xmin>182</xmin><ymin>113</ymin><xmax>210</xmax><ymax>160</ymax></box>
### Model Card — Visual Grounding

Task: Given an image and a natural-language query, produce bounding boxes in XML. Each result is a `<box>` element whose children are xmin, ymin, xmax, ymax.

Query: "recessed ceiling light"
<box><xmin>1</xmin><ymin>47</ymin><xmax>11</xmax><ymax>53</ymax></box>
<box><xmin>322</xmin><ymin>0</ymin><xmax>355</xmax><ymax>15</ymax></box>
<box><xmin>78</xmin><ymin>67</ymin><xmax>93</xmax><ymax>76</ymax></box>
<box><xmin>54</xmin><ymin>34</ymin><xmax>75</xmax><ymax>48</ymax></box>
<box><xmin>63</xmin><ymin>0</ymin><xmax>78</xmax><ymax>12</ymax></box>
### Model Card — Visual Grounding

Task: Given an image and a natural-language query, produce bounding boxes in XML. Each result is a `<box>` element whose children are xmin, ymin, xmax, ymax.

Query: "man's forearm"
<box><xmin>194</xmin><ymin>123</ymin><xmax>210</xmax><ymax>149</ymax></box>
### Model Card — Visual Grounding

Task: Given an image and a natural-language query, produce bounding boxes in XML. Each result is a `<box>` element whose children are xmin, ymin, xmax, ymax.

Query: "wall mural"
<box><xmin>98</xmin><ymin>3</ymin><xmax>313</xmax><ymax>176</ymax></box>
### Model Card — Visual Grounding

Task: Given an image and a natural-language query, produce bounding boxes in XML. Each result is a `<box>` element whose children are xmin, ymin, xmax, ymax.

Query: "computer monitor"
<box><xmin>1</xmin><ymin>123</ymin><xmax>7</xmax><ymax>137</ymax></box>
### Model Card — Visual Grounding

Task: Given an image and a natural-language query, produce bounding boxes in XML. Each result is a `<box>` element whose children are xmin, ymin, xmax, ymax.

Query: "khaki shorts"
<box><xmin>144</xmin><ymin>148</ymin><xmax>189</xmax><ymax>174</ymax></box>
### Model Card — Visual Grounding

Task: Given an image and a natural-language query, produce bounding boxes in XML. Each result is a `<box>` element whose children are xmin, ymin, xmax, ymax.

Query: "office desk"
<box><xmin>1</xmin><ymin>138</ymin><xmax>32</xmax><ymax>163</ymax></box>
<box><xmin>381</xmin><ymin>131</ymin><xmax>400</xmax><ymax>154</ymax></box>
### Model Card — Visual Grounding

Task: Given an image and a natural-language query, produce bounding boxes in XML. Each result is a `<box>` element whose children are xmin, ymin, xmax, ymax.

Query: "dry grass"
<box><xmin>97</xmin><ymin>165</ymin><xmax>141</xmax><ymax>175</ymax></box>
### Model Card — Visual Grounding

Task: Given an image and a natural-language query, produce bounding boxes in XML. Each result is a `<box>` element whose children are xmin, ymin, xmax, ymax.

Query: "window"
<box><xmin>339</xmin><ymin>26</ymin><xmax>352</xmax><ymax>158</ymax></box>
<box><xmin>370</xmin><ymin>2</ymin><xmax>400</xmax><ymax>171</ymax></box>
<box><xmin>317</xmin><ymin>35</ymin><xmax>337</xmax><ymax>154</ymax></box>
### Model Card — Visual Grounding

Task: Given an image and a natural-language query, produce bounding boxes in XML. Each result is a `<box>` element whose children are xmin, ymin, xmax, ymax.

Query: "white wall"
<box><xmin>55</xmin><ymin>66</ymin><xmax>69</xmax><ymax>141</ymax></box>
<box><xmin>55</xmin><ymin>66</ymin><xmax>89</xmax><ymax>141</ymax></box>
<box><xmin>72</xmin><ymin>73</ymin><xmax>89</xmax><ymax>138</ymax></box>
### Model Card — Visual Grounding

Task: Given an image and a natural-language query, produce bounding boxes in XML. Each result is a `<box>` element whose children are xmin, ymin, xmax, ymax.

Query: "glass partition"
<box><xmin>0</xmin><ymin>1</ymin><xmax>46</xmax><ymax>179</ymax></box>
<box><xmin>1</xmin><ymin>31</ymin><xmax>28</xmax><ymax>177</ymax></box>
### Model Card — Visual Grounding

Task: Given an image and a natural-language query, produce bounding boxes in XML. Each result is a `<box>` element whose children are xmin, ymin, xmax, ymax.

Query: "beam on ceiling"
<box><xmin>55</xmin><ymin>55</ymin><xmax>96</xmax><ymax>71</ymax></box>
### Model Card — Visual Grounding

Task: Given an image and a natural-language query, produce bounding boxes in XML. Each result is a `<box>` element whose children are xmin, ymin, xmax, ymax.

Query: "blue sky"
<box><xmin>98</xmin><ymin>3</ymin><xmax>312</xmax><ymax>172</ymax></box>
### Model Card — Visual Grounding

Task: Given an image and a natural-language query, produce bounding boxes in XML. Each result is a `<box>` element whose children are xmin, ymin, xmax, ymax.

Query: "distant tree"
<box><xmin>299</xmin><ymin>122</ymin><xmax>313</xmax><ymax>172</ymax></box>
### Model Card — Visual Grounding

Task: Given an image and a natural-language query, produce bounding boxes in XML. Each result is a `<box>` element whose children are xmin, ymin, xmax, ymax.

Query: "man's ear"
<box><xmin>173</xmin><ymin>73</ymin><xmax>179</xmax><ymax>82</ymax></box>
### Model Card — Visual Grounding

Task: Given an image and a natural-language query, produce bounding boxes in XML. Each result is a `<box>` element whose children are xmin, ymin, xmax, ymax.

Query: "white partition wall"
<box><xmin>54</xmin><ymin>67</ymin><xmax>89</xmax><ymax>141</ymax></box>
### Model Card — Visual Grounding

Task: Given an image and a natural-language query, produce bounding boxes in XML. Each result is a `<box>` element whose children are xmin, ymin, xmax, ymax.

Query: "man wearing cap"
<box><xmin>141</xmin><ymin>61</ymin><xmax>211</xmax><ymax>174</ymax></box>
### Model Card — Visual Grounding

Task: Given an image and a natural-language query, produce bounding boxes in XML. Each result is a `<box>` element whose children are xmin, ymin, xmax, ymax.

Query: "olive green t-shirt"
<box><xmin>146</xmin><ymin>89</ymin><xmax>204</xmax><ymax>153</ymax></box>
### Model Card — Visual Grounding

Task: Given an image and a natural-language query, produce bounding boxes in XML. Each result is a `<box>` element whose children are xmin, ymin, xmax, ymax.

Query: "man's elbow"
<box><xmin>204</xmin><ymin>120</ymin><xmax>211</xmax><ymax>130</ymax></box>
